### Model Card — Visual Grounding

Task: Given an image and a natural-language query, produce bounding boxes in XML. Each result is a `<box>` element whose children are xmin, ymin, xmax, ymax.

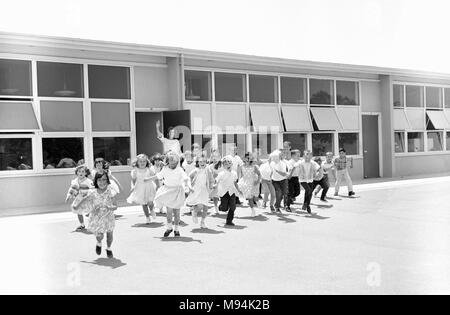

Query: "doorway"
<box><xmin>362</xmin><ymin>114</ymin><xmax>380</xmax><ymax>178</ymax></box>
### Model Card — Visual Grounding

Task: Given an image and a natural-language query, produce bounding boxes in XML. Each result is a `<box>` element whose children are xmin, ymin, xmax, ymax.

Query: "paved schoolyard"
<box><xmin>0</xmin><ymin>176</ymin><xmax>449</xmax><ymax>295</ymax></box>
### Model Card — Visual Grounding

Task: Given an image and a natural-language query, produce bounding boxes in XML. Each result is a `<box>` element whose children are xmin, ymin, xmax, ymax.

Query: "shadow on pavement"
<box><xmin>191</xmin><ymin>228</ymin><xmax>225</xmax><ymax>235</ymax></box>
<box><xmin>239</xmin><ymin>215</ymin><xmax>269</xmax><ymax>222</ymax></box>
<box><xmin>71</xmin><ymin>229</ymin><xmax>93</xmax><ymax>235</ymax></box>
<box><xmin>81</xmin><ymin>258</ymin><xmax>127</xmax><ymax>269</ymax></box>
<box><xmin>277</xmin><ymin>215</ymin><xmax>297</xmax><ymax>224</ymax></box>
<box><xmin>304</xmin><ymin>213</ymin><xmax>331</xmax><ymax>220</ymax></box>
<box><xmin>132</xmin><ymin>222</ymin><xmax>165</xmax><ymax>228</ymax></box>
<box><xmin>312</xmin><ymin>203</ymin><xmax>334</xmax><ymax>209</ymax></box>
<box><xmin>155</xmin><ymin>236</ymin><xmax>203</xmax><ymax>244</ymax></box>
<box><xmin>218</xmin><ymin>224</ymin><xmax>247</xmax><ymax>230</ymax></box>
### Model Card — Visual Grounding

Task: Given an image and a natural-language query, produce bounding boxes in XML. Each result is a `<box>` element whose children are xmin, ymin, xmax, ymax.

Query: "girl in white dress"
<box><xmin>127</xmin><ymin>154</ymin><xmax>157</xmax><ymax>224</ymax></box>
<box><xmin>186</xmin><ymin>155</ymin><xmax>214</xmax><ymax>229</ymax></box>
<box><xmin>150</xmin><ymin>152</ymin><xmax>192</xmax><ymax>238</ymax></box>
<box><xmin>208</xmin><ymin>150</ymin><xmax>223</xmax><ymax>214</ymax></box>
<box><xmin>65</xmin><ymin>165</ymin><xmax>94</xmax><ymax>231</ymax></box>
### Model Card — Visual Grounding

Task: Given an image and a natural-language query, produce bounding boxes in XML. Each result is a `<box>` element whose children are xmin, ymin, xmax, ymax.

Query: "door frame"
<box><xmin>362</xmin><ymin>112</ymin><xmax>383</xmax><ymax>178</ymax></box>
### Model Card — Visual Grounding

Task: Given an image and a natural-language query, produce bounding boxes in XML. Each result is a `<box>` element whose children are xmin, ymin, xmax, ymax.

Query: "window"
<box><xmin>91</xmin><ymin>102</ymin><xmax>130</xmax><ymax>132</ymax></box>
<box><xmin>426</xmin><ymin>87</ymin><xmax>443</xmax><ymax>109</ymax></box>
<box><xmin>218</xmin><ymin>134</ymin><xmax>246</xmax><ymax>158</ymax></box>
<box><xmin>281</xmin><ymin>77</ymin><xmax>307</xmax><ymax>104</ymax></box>
<box><xmin>191</xmin><ymin>134</ymin><xmax>213</xmax><ymax>155</ymax></box>
<box><xmin>310</xmin><ymin>108</ymin><xmax>342</xmax><ymax>131</ymax></box>
<box><xmin>336</xmin><ymin>81</ymin><xmax>359</xmax><ymax>105</ymax></box>
<box><xmin>252</xmin><ymin>134</ymin><xmax>277</xmax><ymax>158</ymax></box>
<box><xmin>445</xmin><ymin>88</ymin><xmax>450</xmax><ymax>108</ymax></box>
<box><xmin>393</xmin><ymin>84</ymin><xmax>404</xmax><ymax>108</ymax></box>
<box><xmin>250</xmin><ymin>105</ymin><xmax>282</xmax><ymax>132</ymax></box>
<box><xmin>338</xmin><ymin>133</ymin><xmax>359</xmax><ymax>155</ymax></box>
<box><xmin>427</xmin><ymin>132</ymin><xmax>443</xmax><ymax>151</ymax></box>
<box><xmin>88</xmin><ymin>65</ymin><xmax>131</xmax><ymax>99</ymax></box>
<box><xmin>185</xmin><ymin>71</ymin><xmax>211</xmax><ymax>101</ymax></box>
<box><xmin>283</xmin><ymin>134</ymin><xmax>307</xmax><ymax>156</ymax></box>
<box><xmin>0</xmin><ymin>102</ymin><xmax>39</xmax><ymax>131</ymax></box>
<box><xmin>282</xmin><ymin>105</ymin><xmax>312</xmax><ymax>132</ymax></box>
<box><xmin>310</xmin><ymin>79</ymin><xmax>334</xmax><ymax>105</ymax></box>
<box><xmin>0</xmin><ymin>59</ymin><xmax>32</xmax><ymax>96</ymax></box>
<box><xmin>42</xmin><ymin>138</ymin><xmax>84</xmax><ymax>169</ymax></box>
<box><xmin>447</xmin><ymin>132</ymin><xmax>450</xmax><ymax>151</ymax></box>
<box><xmin>406</xmin><ymin>85</ymin><xmax>424</xmax><ymax>108</ymax></box>
<box><xmin>249</xmin><ymin>75</ymin><xmax>278</xmax><ymax>103</ymax></box>
<box><xmin>37</xmin><ymin>62</ymin><xmax>84</xmax><ymax>98</ymax></box>
<box><xmin>312</xmin><ymin>133</ymin><xmax>334</xmax><ymax>156</ymax></box>
<box><xmin>40</xmin><ymin>101</ymin><xmax>84</xmax><ymax>132</ymax></box>
<box><xmin>215</xmin><ymin>72</ymin><xmax>245</xmax><ymax>102</ymax></box>
<box><xmin>394</xmin><ymin>132</ymin><xmax>405</xmax><ymax>153</ymax></box>
<box><xmin>407</xmin><ymin>132</ymin><xmax>424</xmax><ymax>152</ymax></box>
<box><xmin>0</xmin><ymin>138</ymin><xmax>33</xmax><ymax>171</ymax></box>
<box><xmin>93</xmin><ymin>137</ymin><xmax>131</xmax><ymax>166</ymax></box>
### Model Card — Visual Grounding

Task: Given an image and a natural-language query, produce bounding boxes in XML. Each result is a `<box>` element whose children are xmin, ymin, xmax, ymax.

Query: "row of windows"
<box><xmin>394</xmin><ymin>132</ymin><xmax>450</xmax><ymax>153</ymax></box>
<box><xmin>185</xmin><ymin>70</ymin><xmax>360</xmax><ymax>106</ymax></box>
<box><xmin>0</xmin><ymin>137</ymin><xmax>130</xmax><ymax>172</ymax></box>
<box><xmin>0</xmin><ymin>59</ymin><xmax>131</xmax><ymax>99</ymax></box>
<box><xmin>393</xmin><ymin>84</ymin><xmax>450</xmax><ymax>109</ymax></box>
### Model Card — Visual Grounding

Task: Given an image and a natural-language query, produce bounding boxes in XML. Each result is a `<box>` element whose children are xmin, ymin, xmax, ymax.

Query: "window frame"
<box><xmin>0</xmin><ymin>133</ymin><xmax>36</xmax><ymax>176</ymax></box>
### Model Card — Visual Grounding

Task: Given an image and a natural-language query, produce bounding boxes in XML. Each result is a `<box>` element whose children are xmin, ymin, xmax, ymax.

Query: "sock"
<box><xmin>97</xmin><ymin>242</ymin><xmax>102</xmax><ymax>247</ymax></box>
<box><xmin>167</xmin><ymin>223</ymin><xmax>173</xmax><ymax>230</ymax></box>
<box><xmin>174</xmin><ymin>225</ymin><xmax>179</xmax><ymax>232</ymax></box>
<box><xmin>107</xmin><ymin>247</ymin><xmax>111</xmax><ymax>251</ymax></box>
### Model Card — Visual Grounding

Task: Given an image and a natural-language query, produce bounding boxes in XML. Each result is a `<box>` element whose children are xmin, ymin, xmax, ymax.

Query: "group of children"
<box><xmin>65</xmin><ymin>144</ymin><xmax>355</xmax><ymax>259</ymax></box>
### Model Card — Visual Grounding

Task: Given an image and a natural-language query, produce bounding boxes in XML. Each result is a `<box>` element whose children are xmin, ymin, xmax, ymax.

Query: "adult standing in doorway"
<box><xmin>156</xmin><ymin>120</ymin><xmax>182</xmax><ymax>156</ymax></box>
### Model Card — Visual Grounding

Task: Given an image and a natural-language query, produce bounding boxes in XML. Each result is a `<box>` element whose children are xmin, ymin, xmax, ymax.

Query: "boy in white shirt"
<box><xmin>270</xmin><ymin>150</ymin><xmax>289</xmax><ymax>213</ymax></box>
<box><xmin>286</xmin><ymin>149</ymin><xmax>302</xmax><ymax>212</ymax></box>
<box><xmin>259</xmin><ymin>158</ymin><xmax>275</xmax><ymax>211</ymax></box>
<box><xmin>298</xmin><ymin>150</ymin><xmax>320</xmax><ymax>214</ymax></box>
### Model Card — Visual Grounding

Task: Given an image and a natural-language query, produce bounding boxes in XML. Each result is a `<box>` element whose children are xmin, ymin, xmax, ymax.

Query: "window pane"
<box><xmin>252</xmin><ymin>134</ymin><xmax>277</xmax><ymax>159</ymax></box>
<box><xmin>218</xmin><ymin>134</ymin><xmax>246</xmax><ymax>157</ymax></box>
<box><xmin>249</xmin><ymin>75</ymin><xmax>278</xmax><ymax>103</ymax></box>
<box><xmin>40</xmin><ymin>101</ymin><xmax>84</xmax><ymax>132</ymax></box>
<box><xmin>445</xmin><ymin>88</ymin><xmax>450</xmax><ymax>108</ymax></box>
<box><xmin>37</xmin><ymin>62</ymin><xmax>84</xmax><ymax>98</ymax></box>
<box><xmin>426</xmin><ymin>87</ymin><xmax>443</xmax><ymax>108</ymax></box>
<box><xmin>0</xmin><ymin>59</ymin><xmax>32</xmax><ymax>96</ymax></box>
<box><xmin>93</xmin><ymin>137</ymin><xmax>130</xmax><ymax>166</ymax></box>
<box><xmin>0</xmin><ymin>138</ymin><xmax>33</xmax><ymax>171</ymax></box>
<box><xmin>447</xmin><ymin>132</ymin><xmax>450</xmax><ymax>151</ymax></box>
<box><xmin>191</xmin><ymin>134</ymin><xmax>213</xmax><ymax>156</ymax></box>
<box><xmin>185</xmin><ymin>71</ymin><xmax>211</xmax><ymax>101</ymax></box>
<box><xmin>283</xmin><ymin>134</ymin><xmax>307</xmax><ymax>156</ymax></box>
<box><xmin>88</xmin><ymin>65</ymin><xmax>131</xmax><ymax>99</ymax></box>
<box><xmin>393</xmin><ymin>84</ymin><xmax>404</xmax><ymax>108</ymax></box>
<box><xmin>281</xmin><ymin>77</ymin><xmax>307</xmax><ymax>104</ymax></box>
<box><xmin>0</xmin><ymin>102</ymin><xmax>39</xmax><ymax>130</ymax></box>
<box><xmin>215</xmin><ymin>72</ymin><xmax>245</xmax><ymax>102</ymax></box>
<box><xmin>42</xmin><ymin>138</ymin><xmax>84</xmax><ymax>169</ymax></box>
<box><xmin>407</xmin><ymin>132</ymin><xmax>424</xmax><ymax>152</ymax></box>
<box><xmin>394</xmin><ymin>132</ymin><xmax>405</xmax><ymax>153</ymax></box>
<box><xmin>427</xmin><ymin>132</ymin><xmax>443</xmax><ymax>151</ymax></box>
<box><xmin>336</xmin><ymin>81</ymin><xmax>359</xmax><ymax>105</ymax></box>
<box><xmin>338</xmin><ymin>133</ymin><xmax>359</xmax><ymax>155</ymax></box>
<box><xmin>91</xmin><ymin>102</ymin><xmax>130</xmax><ymax>132</ymax></box>
<box><xmin>312</xmin><ymin>133</ymin><xmax>334</xmax><ymax>156</ymax></box>
<box><xmin>406</xmin><ymin>85</ymin><xmax>424</xmax><ymax>108</ymax></box>
<box><xmin>310</xmin><ymin>79</ymin><xmax>334</xmax><ymax>105</ymax></box>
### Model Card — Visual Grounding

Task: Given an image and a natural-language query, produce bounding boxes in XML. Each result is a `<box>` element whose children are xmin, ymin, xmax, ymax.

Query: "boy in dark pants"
<box><xmin>287</xmin><ymin>150</ymin><xmax>301</xmax><ymax>210</ymax></box>
<box><xmin>312</xmin><ymin>157</ymin><xmax>330</xmax><ymax>202</ymax></box>
<box><xmin>215</xmin><ymin>156</ymin><xmax>243</xmax><ymax>226</ymax></box>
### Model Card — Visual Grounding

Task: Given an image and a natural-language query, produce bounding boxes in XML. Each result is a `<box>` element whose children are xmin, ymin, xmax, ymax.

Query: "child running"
<box><xmin>286</xmin><ymin>149</ymin><xmax>302</xmax><ymax>211</ymax></box>
<box><xmin>72</xmin><ymin>172</ymin><xmax>118</xmax><ymax>258</ymax></box>
<box><xmin>334</xmin><ymin>148</ymin><xmax>355</xmax><ymax>197</ymax></box>
<box><xmin>312</xmin><ymin>157</ymin><xmax>330</xmax><ymax>202</ymax></box>
<box><xmin>65</xmin><ymin>165</ymin><xmax>94</xmax><ymax>231</ymax></box>
<box><xmin>208</xmin><ymin>150</ymin><xmax>223</xmax><ymax>214</ymax></box>
<box><xmin>127</xmin><ymin>154</ymin><xmax>157</xmax><ymax>224</ymax></box>
<box><xmin>186</xmin><ymin>154</ymin><xmax>214</xmax><ymax>229</ymax></box>
<box><xmin>314</xmin><ymin>152</ymin><xmax>335</xmax><ymax>199</ymax></box>
<box><xmin>215</xmin><ymin>156</ymin><xmax>243</xmax><ymax>226</ymax></box>
<box><xmin>298</xmin><ymin>150</ymin><xmax>320</xmax><ymax>214</ymax></box>
<box><xmin>151</xmin><ymin>152</ymin><xmax>192</xmax><ymax>237</ymax></box>
<box><xmin>91</xmin><ymin>158</ymin><xmax>122</xmax><ymax>195</ymax></box>
<box><xmin>259</xmin><ymin>157</ymin><xmax>275</xmax><ymax>211</ymax></box>
<box><xmin>238</xmin><ymin>152</ymin><xmax>262</xmax><ymax>217</ymax></box>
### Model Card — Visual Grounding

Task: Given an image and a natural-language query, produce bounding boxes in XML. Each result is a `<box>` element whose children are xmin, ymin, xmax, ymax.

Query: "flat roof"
<box><xmin>1</xmin><ymin>31</ymin><xmax>450</xmax><ymax>80</ymax></box>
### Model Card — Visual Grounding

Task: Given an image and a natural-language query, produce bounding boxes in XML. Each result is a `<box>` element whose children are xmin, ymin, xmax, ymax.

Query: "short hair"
<box><xmin>326</xmin><ymin>152</ymin><xmax>334</xmax><ymax>156</ymax></box>
<box><xmin>339</xmin><ymin>148</ymin><xmax>346</xmax><ymax>153</ymax></box>
<box><xmin>167</xmin><ymin>126</ymin><xmax>176</xmax><ymax>138</ymax></box>
<box><xmin>94</xmin><ymin>158</ymin><xmax>109</xmax><ymax>170</ymax></box>
<box><xmin>314</xmin><ymin>157</ymin><xmax>323</xmax><ymax>163</ymax></box>
<box><xmin>221</xmin><ymin>155</ymin><xmax>233</xmax><ymax>165</ymax></box>
<box><xmin>304</xmin><ymin>150</ymin><xmax>312</xmax><ymax>156</ymax></box>
<box><xmin>166</xmin><ymin>151</ymin><xmax>180</xmax><ymax>164</ymax></box>
<box><xmin>150</xmin><ymin>153</ymin><xmax>164</xmax><ymax>165</ymax></box>
<box><xmin>291</xmin><ymin>149</ymin><xmax>301</xmax><ymax>156</ymax></box>
<box><xmin>75</xmin><ymin>165</ymin><xmax>91</xmax><ymax>177</ymax></box>
<box><xmin>283</xmin><ymin>141</ymin><xmax>292</xmax><ymax>148</ymax></box>
<box><xmin>93</xmin><ymin>172</ymin><xmax>110</xmax><ymax>188</ymax></box>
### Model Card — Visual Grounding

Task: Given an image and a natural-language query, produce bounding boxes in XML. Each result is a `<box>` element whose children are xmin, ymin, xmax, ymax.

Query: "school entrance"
<box><xmin>362</xmin><ymin>114</ymin><xmax>381</xmax><ymax>178</ymax></box>
<box><xmin>135</xmin><ymin>110</ymin><xmax>191</xmax><ymax>157</ymax></box>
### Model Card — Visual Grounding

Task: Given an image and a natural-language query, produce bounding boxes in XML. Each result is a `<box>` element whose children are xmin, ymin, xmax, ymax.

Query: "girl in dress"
<box><xmin>127</xmin><ymin>154</ymin><xmax>157</xmax><ymax>224</ymax></box>
<box><xmin>72</xmin><ymin>172</ymin><xmax>118</xmax><ymax>258</ymax></box>
<box><xmin>151</xmin><ymin>152</ymin><xmax>192</xmax><ymax>238</ymax></box>
<box><xmin>65</xmin><ymin>165</ymin><xmax>94</xmax><ymax>231</ymax></box>
<box><xmin>238</xmin><ymin>152</ymin><xmax>262</xmax><ymax>217</ymax></box>
<box><xmin>151</xmin><ymin>153</ymin><xmax>166</xmax><ymax>214</ymax></box>
<box><xmin>208</xmin><ymin>150</ymin><xmax>223</xmax><ymax>214</ymax></box>
<box><xmin>91</xmin><ymin>158</ymin><xmax>122</xmax><ymax>195</ymax></box>
<box><xmin>186</xmin><ymin>154</ymin><xmax>214</xmax><ymax>229</ymax></box>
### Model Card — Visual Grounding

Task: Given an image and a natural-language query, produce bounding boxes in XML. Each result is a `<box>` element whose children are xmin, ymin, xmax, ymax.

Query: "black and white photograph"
<box><xmin>0</xmin><ymin>0</ymin><xmax>449</xmax><ymax>299</ymax></box>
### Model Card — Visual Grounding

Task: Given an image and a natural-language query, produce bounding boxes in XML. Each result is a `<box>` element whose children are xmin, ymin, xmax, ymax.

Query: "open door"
<box><xmin>135</xmin><ymin>112</ymin><xmax>163</xmax><ymax>156</ymax></box>
<box><xmin>162</xmin><ymin>110</ymin><xmax>191</xmax><ymax>153</ymax></box>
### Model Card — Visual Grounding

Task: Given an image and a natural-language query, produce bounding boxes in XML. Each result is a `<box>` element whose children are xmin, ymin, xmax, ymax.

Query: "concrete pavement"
<box><xmin>0</xmin><ymin>177</ymin><xmax>449</xmax><ymax>295</ymax></box>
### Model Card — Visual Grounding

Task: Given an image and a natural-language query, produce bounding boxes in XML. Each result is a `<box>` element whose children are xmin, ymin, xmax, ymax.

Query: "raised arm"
<box><xmin>156</xmin><ymin>120</ymin><xmax>164</xmax><ymax>139</ymax></box>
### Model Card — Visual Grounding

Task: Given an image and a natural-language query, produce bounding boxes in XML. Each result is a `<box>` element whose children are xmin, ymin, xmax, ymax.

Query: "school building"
<box><xmin>1</xmin><ymin>32</ymin><xmax>450</xmax><ymax>212</ymax></box>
